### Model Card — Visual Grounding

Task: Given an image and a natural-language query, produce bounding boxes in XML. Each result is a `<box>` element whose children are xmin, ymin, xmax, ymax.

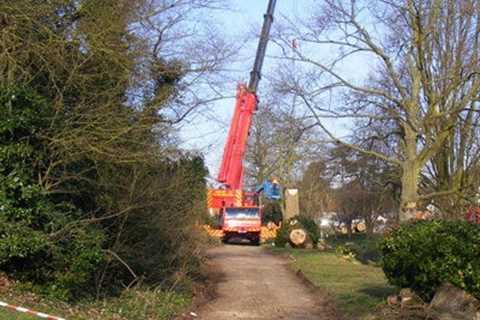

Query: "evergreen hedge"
<box><xmin>380</xmin><ymin>220</ymin><xmax>480</xmax><ymax>300</ymax></box>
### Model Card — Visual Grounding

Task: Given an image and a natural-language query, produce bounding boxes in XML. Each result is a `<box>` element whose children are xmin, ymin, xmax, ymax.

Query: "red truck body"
<box><xmin>221</xmin><ymin>207</ymin><xmax>262</xmax><ymax>244</ymax></box>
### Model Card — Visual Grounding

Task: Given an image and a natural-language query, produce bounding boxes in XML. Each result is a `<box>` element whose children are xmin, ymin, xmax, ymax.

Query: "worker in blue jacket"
<box><xmin>256</xmin><ymin>178</ymin><xmax>281</xmax><ymax>200</ymax></box>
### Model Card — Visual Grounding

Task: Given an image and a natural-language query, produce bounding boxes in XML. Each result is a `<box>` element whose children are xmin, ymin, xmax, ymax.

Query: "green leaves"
<box><xmin>0</xmin><ymin>86</ymin><xmax>105</xmax><ymax>299</ymax></box>
<box><xmin>380</xmin><ymin>220</ymin><xmax>480</xmax><ymax>300</ymax></box>
<box><xmin>0</xmin><ymin>218</ymin><xmax>49</xmax><ymax>264</ymax></box>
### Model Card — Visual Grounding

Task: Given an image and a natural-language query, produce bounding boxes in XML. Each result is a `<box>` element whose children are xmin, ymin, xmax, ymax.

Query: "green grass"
<box><xmin>0</xmin><ymin>288</ymin><xmax>190</xmax><ymax>320</ymax></box>
<box><xmin>0</xmin><ymin>311</ymin><xmax>37</xmax><ymax>320</ymax></box>
<box><xmin>274</xmin><ymin>248</ymin><xmax>396</xmax><ymax>318</ymax></box>
<box><xmin>326</xmin><ymin>233</ymin><xmax>384</xmax><ymax>264</ymax></box>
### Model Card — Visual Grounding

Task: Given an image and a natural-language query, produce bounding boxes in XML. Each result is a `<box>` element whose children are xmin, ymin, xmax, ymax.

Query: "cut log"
<box><xmin>289</xmin><ymin>228</ymin><xmax>307</xmax><ymax>247</ymax></box>
<box><xmin>355</xmin><ymin>223</ymin><xmax>366</xmax><ymax>233</ymax></box>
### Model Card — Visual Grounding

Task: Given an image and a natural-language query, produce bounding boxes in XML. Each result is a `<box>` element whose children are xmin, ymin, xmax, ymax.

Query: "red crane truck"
<box><xmin>207</xmin><ymin>0</ymin><xmax>277</xmax><ymax>245</ymax></box>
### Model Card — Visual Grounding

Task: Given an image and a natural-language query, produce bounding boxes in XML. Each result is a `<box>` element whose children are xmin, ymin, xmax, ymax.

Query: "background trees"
<box><xmin>244</xmin><ymin>95</ymin><xmax>322</xmax><ymax>188</ymax></box>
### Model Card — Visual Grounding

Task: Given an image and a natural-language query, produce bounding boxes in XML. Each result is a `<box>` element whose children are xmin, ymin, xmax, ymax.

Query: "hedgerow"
<box><xmin>0</xmin><ymin>0</ymin><xmax>209</xmax><ymax>302</ymax></box>
<box><xmin>380</xmin><ymin>220</ymin><xmax>480</xmax><ymax>300</ymax></box>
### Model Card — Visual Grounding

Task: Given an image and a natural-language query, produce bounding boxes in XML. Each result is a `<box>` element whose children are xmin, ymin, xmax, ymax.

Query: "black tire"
<box><xmin>251</xmin><ymin>235</ymin><xmax>260</xmax><ymax>246</ymax></box>
<box><xmin>222</xmin><ymin>233</ymin><xmax>230</xmax><ymax>244</ymax></box>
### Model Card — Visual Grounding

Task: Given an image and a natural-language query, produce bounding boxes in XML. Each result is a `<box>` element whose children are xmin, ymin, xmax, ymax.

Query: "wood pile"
<box><xmin>261</xmin><ymin>223</ymin><xmax>278</xmax><ymax>240</ymax></box>
<box><xmin>203</xmin><ymin>225</ymin><xmax>223</xmax><ymax>238</ymax></box>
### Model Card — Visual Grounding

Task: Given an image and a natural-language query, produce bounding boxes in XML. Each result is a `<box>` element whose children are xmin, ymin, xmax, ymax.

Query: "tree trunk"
<box><xmin>400</xmin><ymin>159</ymin><xmax>419</xmax><ymax>222</ymax></box>
<box><xmin>399</xmin><ymin>125</ymin><xmax>420</xmax><ymax>222</ymax></box>
<box><xmin>365</xmin><ymin>213</ymin><xmax>375</xmax><ymax>236</ymax></box>
<box><xmin>346</xmin><ymin>221</ymin><xmax>353</xmax><ymax>238</ymax></box>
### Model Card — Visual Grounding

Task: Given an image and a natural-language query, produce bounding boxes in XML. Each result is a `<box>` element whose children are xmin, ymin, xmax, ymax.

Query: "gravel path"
<box><xmin>194</xmin><ymin>245</ymin><xmax>336</xmax><ymax>320</ymax></box>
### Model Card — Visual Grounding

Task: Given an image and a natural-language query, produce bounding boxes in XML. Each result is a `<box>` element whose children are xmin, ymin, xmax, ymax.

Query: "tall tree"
<box><xmin>273</xmin><ymin>0</ymin><xmax>480</xmax><ymax>221</ymax></box>
<box><xmin>298</xmin><ymin>160</ymin><xmax>333</xmax><ymax>218</ymax></box>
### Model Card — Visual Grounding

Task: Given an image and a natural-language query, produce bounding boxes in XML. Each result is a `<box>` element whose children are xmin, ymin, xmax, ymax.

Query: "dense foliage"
<box><xmin>0</xmin><ymin>87</ymin><xmax>105</xmax><ymax>299</ymax></box>
<box><xmin>262</xmin><ymin>200</ymin><xmax>282</xmax><ymax>225</ymax></box>
<box><xmin>329</xmin><ymin>234</ymin><xmax>383</xmax><ymax>264</ymax></box>
<box><xmin>0</xmin><ymin>0</ymin><xmax>209</xmax><ymax>300</ymax></box>
<box><xmin>380</xmin><ymin>220</ymin><xmax>480</xmax><ymax>300</ymax></box>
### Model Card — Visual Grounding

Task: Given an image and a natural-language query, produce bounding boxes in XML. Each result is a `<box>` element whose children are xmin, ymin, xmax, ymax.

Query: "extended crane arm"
<box><xmin>249</xmin><ymin>0</ymin><xmax>277</xmax><ymax>93</ymax></box>
<box><xmin>217</xmin><ymin>0</ymin><xmax>277</xmax><ymax>190</ymax></box>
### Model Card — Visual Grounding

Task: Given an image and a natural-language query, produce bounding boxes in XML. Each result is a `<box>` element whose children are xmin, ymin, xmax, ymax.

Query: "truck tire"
<box><xmin>222</xmin><ymin>233</ymin><xmax>230</xmax><ymax>244</ymax></box>
<box><xmin>251</xmin><ymin>234</ymin><xmax>260</xmax><ymax>246</ymax></box>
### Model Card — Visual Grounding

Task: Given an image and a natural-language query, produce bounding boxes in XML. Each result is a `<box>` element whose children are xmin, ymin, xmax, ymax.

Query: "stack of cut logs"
<box><xmin>203</xmin><ymin>225</ymin><xmax>224</xmax><ymax>238</ymax></box>
<box><xmin>261</xmin><ymin>222</ymin><xmax>278</xmax><ymax>240</ymax></box>
<box><xmin>202</xmin><ymin>224</ymin><xmax>279</xmax><ymax>241</ymax></box>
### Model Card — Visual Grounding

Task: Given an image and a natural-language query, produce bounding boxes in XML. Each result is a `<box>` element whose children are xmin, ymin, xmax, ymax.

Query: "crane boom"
<box><xmin>217</xmin><ymin>0</ymin><xmax>276</xmax><ymax>190</ymax></box>
<box><xmin>249</xmin><ymin>0</ymin><xmax>277</xmax><ymax>93</ymax></box>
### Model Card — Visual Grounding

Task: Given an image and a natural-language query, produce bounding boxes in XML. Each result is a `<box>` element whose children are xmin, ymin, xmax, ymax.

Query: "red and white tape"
<box><xmin>0</xmin><ymin>300</ymin><xmax>66</xmax><ymax>320</ymax></box>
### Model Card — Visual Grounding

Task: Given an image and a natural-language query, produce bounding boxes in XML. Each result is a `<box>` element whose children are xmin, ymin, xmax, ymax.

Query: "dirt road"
<box><xmin>195</xmin><ymin>245</ymin><xmax>336</xmax><ymax>320</ymax></box>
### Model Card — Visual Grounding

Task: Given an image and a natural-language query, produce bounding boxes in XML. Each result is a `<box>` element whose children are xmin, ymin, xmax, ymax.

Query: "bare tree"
<box><xmin>133</xmin><ymin>0</ymin><xmax>236</xmax><ymax>125</ymax></box>
<box><xmin>244</xmin><ymin>92</ymin><xmax>323</xmax><ymax>188</ymax></box>
<box><xmin>422</xmin><ymin>107</ymin><xmax>480</xmax><ymax>217</ymax></box>
<box><xmin>272</xmin><ymin>0</ymin><xmax>480</xmax><ymax>221</ymax></box>
<box><xmin>298</xmin><ymin>160</ymin><xmax>334</xmax><ymax>218</ymax></box>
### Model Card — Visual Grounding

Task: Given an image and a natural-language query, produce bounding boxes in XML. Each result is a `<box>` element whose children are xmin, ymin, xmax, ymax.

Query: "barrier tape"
<box><xmin>0</xmin><ymin>300</ymin><xmax>66</xmax><ymax>320</ymax></box>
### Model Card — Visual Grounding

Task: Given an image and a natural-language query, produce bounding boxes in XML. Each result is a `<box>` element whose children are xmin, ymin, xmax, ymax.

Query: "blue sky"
<box><xmin>179</xmin><ymin>1</ymin><xmax>311</xmax><ymax>176</ymax></box>
<box><xmin>177</xmin><ymin>0</ymin><xmax>369</xmax><ymax>178</ymax></box>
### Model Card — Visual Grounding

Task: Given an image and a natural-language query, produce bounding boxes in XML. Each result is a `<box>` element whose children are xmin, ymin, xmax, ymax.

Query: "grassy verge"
<box><xmin>326</xmin><ymin>233</ymin><xmax>384</xmax><ymax>264</ymax></box>
<box><xmin>270</xmin><ymin>247</ymin><xmax>395</xmax><ymax>319</ymax></box>
<box><xmin>0</xmin><ymin>287</ymin><xmax>190</xmax><ymax>320</ymax></box>
<box><xmin>0</xmin><ymin>312</ymin><xmax>36</xmax><ymax>320</ymax></box>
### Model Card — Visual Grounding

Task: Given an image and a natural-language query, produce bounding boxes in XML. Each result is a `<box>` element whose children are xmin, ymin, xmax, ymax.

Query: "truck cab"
<box><xmin>221</xmin><ymin>207</ymin><xmax>261</xmax><ymax>245</ymax></box>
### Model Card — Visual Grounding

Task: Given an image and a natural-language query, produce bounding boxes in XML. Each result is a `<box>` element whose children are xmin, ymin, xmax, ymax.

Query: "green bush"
<box><xmin>0</xmin><ymin>87</ymin><xmax>105</xmax><ymax>300</ymax></box>
<box><xmin>380</xmin><ymin>220</ymin><xmax>480</xmax><ymax>300</ymax></box>
<box><xmin>335</xmin><ymin>244</ymin><xmax>356</xmax><ymax>257</ymax></box>
<box><xmin>328</xmin><ymin>235</ymin><xmax>383</xmax><ymax>264</ymax></box>
<box><xmin>1</xmin><ymin>0</ymin><xmax>210</xmax><ymax>305</ymax></box>
<box><xmin>262</xmin><ymin>201</ymin><xmax>282</xmax><ymax>225</ymax></box>
<box><xmin>274</xmin><ymin>222</ymin><xmax>290</xmax><ymax>247</ymax></box>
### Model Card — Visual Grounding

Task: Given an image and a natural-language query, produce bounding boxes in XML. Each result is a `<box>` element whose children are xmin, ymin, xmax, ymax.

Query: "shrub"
<box><xmin>335</xmin><ymin>244</ymin><xmax>357</xmax><ymax>257</ymax></box>
<box><xmin>262</xmin><ymin>201</ymin><xmax>282</xmax><ymax>225</ymax></box>
<box><xmin>274</xmin><ymin>222</ymin><xmax>290</xmax><ymax>247</ymax></box>
<box><xmin>0</xmin><ymin>87</ymin><xmax>105</xmax><ymax>300</ymax></box>
<box><xmin>380</xmin><ymin>220</ymin><xmax>480</xmax><ymax>300</ymax></box>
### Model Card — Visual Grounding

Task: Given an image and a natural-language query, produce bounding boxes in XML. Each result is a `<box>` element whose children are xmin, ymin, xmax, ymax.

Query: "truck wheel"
<box><xmin>251</xmin><ymin>236</ymin><xmax>260</xmax><ymax>246</ymax></box>
<box><xmin>222</xmin><ymin>233</ymin><xmax>230</xmax><ymax>244</ymax></box>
